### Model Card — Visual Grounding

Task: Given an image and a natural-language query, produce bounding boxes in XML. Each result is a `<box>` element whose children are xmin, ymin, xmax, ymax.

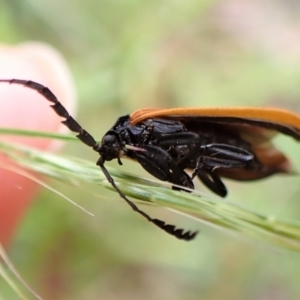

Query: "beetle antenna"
<box><xmin>0</xmin><ymin>79</ymin><xmax>197</xmax><ymax>241</ymax></box>
<box><xmin>0</xmin><ymin>79</ymin><xmax>98</xmax><ymax>149</ymax></box>
<box><xmin>97</xmin><ymin>156</ymin><xmax>198</xmax><ymax>241</ymax></box>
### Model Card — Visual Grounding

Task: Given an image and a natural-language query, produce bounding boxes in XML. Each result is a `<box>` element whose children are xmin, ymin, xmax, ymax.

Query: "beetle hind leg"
<box><xmin>190</xmin><ymin>142</ymin><xmax>255</xmax><ymax>197</ymax></box>
<box><xmin>197</xmin><ymin>171</ymin><xmax>227</xmax><ymax>197</ymax></box>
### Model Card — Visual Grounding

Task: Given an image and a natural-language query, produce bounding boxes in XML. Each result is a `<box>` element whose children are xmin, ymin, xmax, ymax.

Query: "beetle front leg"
<box><xmin>133</xmin><ymin>144</ymin><xmax>194</xmax><ymax>190</ymax></box>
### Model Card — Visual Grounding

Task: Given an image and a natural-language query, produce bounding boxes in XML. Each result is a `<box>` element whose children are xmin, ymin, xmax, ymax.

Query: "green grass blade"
<box><xmin>0</xmin><ymin>129</ymin><xmax>300</xmax><ymax>251</ymax></box>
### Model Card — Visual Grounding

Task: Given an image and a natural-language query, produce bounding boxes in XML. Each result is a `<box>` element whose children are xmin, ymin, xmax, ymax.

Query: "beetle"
<box><xmin>1</xmin><ymin>79</ymin><xmax>300</xmax><ymax>241</ymax></box>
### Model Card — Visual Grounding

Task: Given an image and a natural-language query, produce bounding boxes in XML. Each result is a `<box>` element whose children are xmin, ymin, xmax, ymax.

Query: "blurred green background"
<box><xmin>2</xmin><ymin>0</ymin><xmax>300</xmax><ymax>299</ymax></box>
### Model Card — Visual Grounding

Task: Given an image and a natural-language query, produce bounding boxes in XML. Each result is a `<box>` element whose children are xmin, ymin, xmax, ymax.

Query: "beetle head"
<box><xmin>97</xmin><ymin>133</ymin><xmax>123</xmax><ymax>162</ymax></box>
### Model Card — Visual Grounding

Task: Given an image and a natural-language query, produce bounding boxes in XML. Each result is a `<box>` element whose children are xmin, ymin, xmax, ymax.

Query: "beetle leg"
<box><xmin>155</xmin><ymin>132</ymin><xmax>201</xmax><ymax>169</ymax></box>
<box><xmin>197</xmin><ymin>171</ymin><xmax>227</xmax><ymax>197</ymax></box>
<box><xmin>133</xmin><ymin>145</ymin><xmax>194</xmax><ymax>189</ymax></box>
<box><xmin>193</xmin><ymin>156</ymin><xmax>250</xmax><ymax>172</ymax></box>
<box><xmin>200</xmin><ymin>143</ymin><xmax>253</xmax><ymax>162</ymax></box>
<box><xmin>193</xmin><ymin>143</ymin><xmax>254</xmax><ymax>173</ymax></box>
<box><xmin>192</xmin><ymin>156</ymin><xmax>241</xmax><ymax>197</ymax></box>
<box><xmin>193</xmin><ymin>143</ymin><xmax>254</xmax><ymax>197</ymax></box>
